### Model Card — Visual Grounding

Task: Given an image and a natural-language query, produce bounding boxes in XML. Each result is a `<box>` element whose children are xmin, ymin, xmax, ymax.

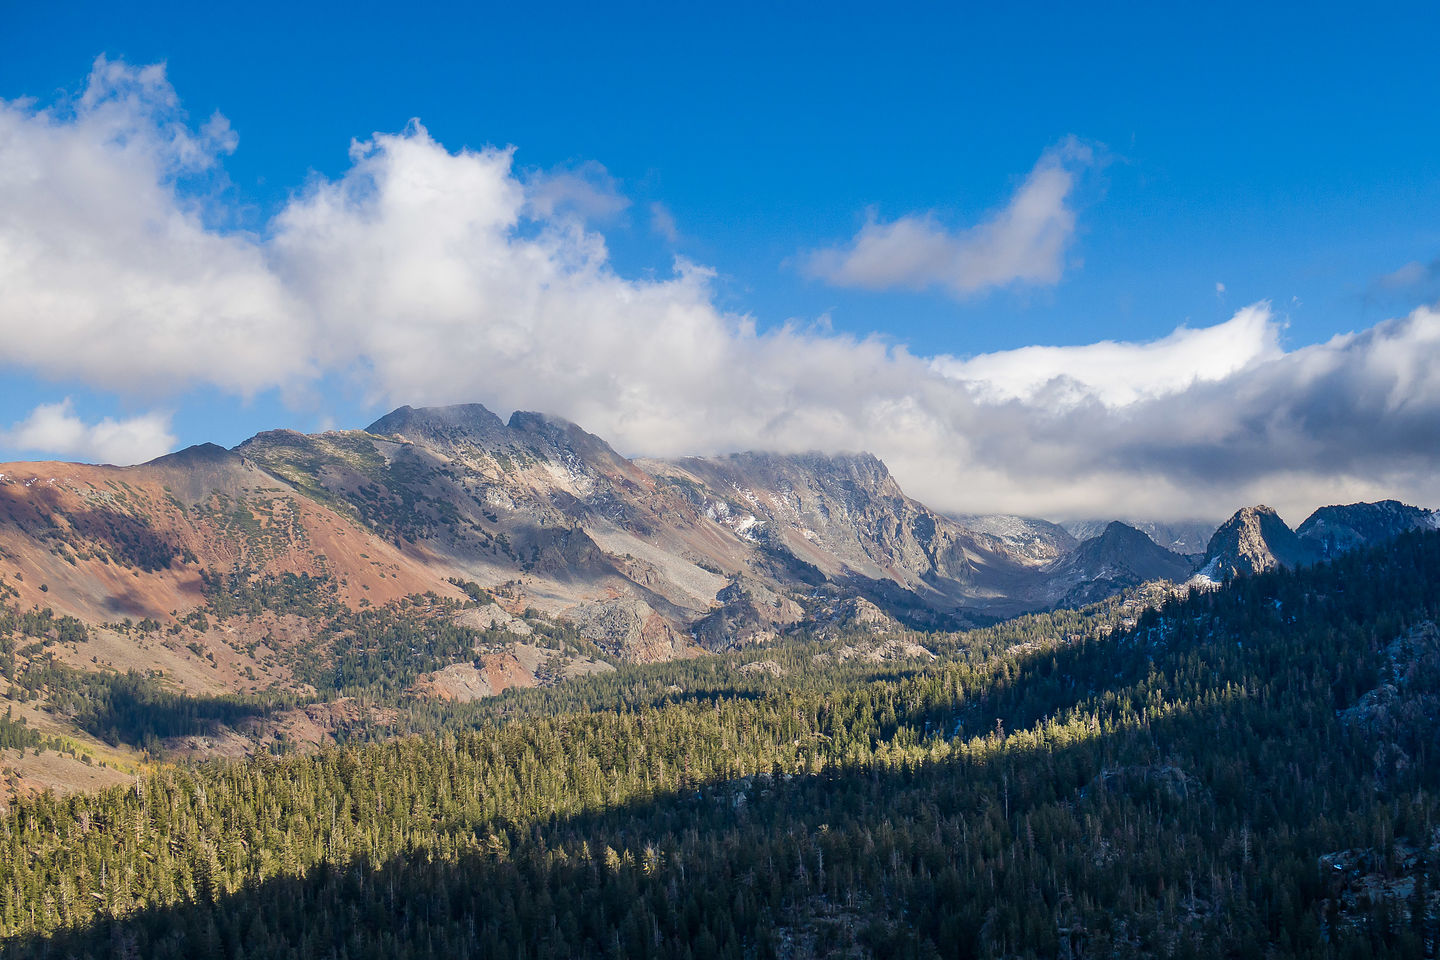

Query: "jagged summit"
<box><xmin>362</xmin><ymin>403</ymin><xmax>640</xmax><ymax>481</ymax></box>
<box><xmin>505</xmin><ymin>410</ymin><xmax>641</xmax><ymax>481</ymax></box>
<box><xmin>1197</xmin><ymin>505</ymin><xmax>1316</xmax><ymax>581</ymax></box>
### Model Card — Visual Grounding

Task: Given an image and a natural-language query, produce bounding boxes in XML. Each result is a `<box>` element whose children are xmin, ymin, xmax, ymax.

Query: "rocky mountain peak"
<box><xmin>1198</xmin><ymin>505</ymin><xmax>1315</xmax><ymax>580</ymax></box>
<box><xmin>1091</xmin><ymin>521</ymin><xmax>1167</xmax><ymax>557</ymax></box>
<box><xmin>1060</xmin><ymin>518</ymin><xmax>1216</xmax><ymax>556</ymax></box>
<box><xmin>365</xmin><ymin>403</ymin><xmax>509</xmax><ymax>447</ymax></box>
<box><xmin>952</xmin><ymin>514</ymin><xmax>1077</xmax><ymax>566</ymax></box>
<box><xmin>508</xmin><ymin>410</ymin><xmax>622</xmax><ymax>453</ymax></box>
<box><xmin>361</xmin><ymin>403</ymin><xmax>644</xmax><ymax>485</ymax></box>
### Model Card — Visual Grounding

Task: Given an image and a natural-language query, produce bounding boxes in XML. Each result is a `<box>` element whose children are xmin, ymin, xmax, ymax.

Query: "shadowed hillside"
<box><xmin>4</xmin><ymin>530</ymin><xmax>1440</xmax><ymax>957</ymax></box>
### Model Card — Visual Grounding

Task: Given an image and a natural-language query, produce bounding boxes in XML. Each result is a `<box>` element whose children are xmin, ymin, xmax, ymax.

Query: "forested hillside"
<box><xmin>5</xmin><ymin>404</ymin><xmax>1436</xmax><ymax>805</ymax></box>
<box><xmin>3</xmin><ymin>530</ymin><xmax>1440</xmax><ymax>957</ymax></box>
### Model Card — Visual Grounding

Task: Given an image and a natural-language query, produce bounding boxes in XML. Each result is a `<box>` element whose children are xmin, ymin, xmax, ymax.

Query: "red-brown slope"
<box><xmin>0</xmin><ymin>446</ymin><xmax>462</xmax><ymax>625</ymax></box>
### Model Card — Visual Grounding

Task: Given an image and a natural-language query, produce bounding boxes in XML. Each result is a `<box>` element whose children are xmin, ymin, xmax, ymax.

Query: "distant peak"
<box><xmin>144</xmin><ymin>442</ymin><xmax>235</xmax><ymax>467</ymax></box>
<box><xmin>1075</xmin><ymin>521</ymin><xmax>1180</xmax><ymax>561</ymax></box>
<box><xmin>1102</xmin><ymin>520</ymin><xmax>1142</xmax><ymax>536</ymax></box>
<box><xmin>1300</xmin><ymin>499</ymin><xmax>1428</xmax><ymax>527</ymax></box>
<box><xmin>1213</xmin><ymin>504</ymin><xmax>1292</xmax><ymax>535</ymax></box>
<box><xmin>506</xmin><ymin>410</ymin><xmax>572</xmax><ymax>433</ymax></box>
<box><xmin>1297</xmin><ymin>499</ymin><xmax>1438</xmax><ymax>555</ymax></box>
<box><xmin>366</xmin><ymin>403</ymin><xmax>507</xmax><ymax>443</ymax></box>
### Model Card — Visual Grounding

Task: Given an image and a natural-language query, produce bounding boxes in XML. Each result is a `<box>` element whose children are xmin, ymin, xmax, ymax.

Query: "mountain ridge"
<box><xmin>0</xmin><ymin>401</ymin><xmax>1433</xmax><ymax>722</ymax></box>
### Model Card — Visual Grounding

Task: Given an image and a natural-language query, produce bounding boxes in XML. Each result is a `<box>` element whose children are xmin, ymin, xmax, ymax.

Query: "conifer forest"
<box><xmin>4</xmin><ymin>531</ymin><xmax>1440</xmax><ymax>957</ymax></box>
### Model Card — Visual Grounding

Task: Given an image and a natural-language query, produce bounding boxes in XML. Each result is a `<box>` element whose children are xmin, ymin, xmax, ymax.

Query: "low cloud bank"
<box><xmin>2</xmin><ymin>58</ymin><xmax>1438</xmax><ymax>521</ymax></box>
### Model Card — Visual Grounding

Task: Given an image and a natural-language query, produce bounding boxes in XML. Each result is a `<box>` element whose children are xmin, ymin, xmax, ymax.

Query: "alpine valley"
<box><xmin>4</xmin><ymin>403</ymin><xmax>1440</xmax><ymax>957</ymax></box>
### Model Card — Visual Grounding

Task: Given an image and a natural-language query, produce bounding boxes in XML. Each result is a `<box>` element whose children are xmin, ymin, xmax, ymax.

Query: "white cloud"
<box><xmin>931</xmin><ymin>304</ymin><xmax>1283</xmax><ymax>407</ymax></box>
<box><xmin>802</xmin><ymin>138</ymin><xmax>1096</xmax><ymax>298</ymax></box>
<box><xmin>0</xmin><ymin>56</ymin><xmax>309</xmax><ymax>397</ymax></box>
<box><xmin>3</xmin><ymin>400</ymin><xmax>175</xmax><ymax>465</ymax></box>
<box><xmin>4</xmin><ymin>59</ymin><xmax>1440</xmax><ymax>523</ymax></box>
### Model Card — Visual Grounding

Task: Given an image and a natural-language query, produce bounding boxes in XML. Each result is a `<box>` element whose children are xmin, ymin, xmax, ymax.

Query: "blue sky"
<box><xmin>2</xmin><ymin>2</ymin><xmax>1439</xmax><ymax>521</ymax></box>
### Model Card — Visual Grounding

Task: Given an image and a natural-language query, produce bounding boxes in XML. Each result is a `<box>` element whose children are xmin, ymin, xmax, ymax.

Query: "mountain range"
<box><xmin>0</xmin><ymin>402</ymin><xmax>1434</xmax><ymax>718</ymax></box>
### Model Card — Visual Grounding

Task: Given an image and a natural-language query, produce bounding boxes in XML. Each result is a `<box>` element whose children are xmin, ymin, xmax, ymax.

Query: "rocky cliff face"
<box><xmin>1196</xmin><ymin>506</ymin><xmax>1318</xmax><ymax>581</ymax></box>
<box><xmin>641</xmin><ymin>451</ymin><xmax>1042</xmax><ymax>622</ymax></box>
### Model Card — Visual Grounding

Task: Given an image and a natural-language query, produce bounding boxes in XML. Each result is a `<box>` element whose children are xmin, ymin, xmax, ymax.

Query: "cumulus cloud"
<box><xmin>3</xmin><ymin>400</ymin><xmax>175</xmax><ymax>465</ymax></box>
<box><xmin>802</xmin><ymin>138</ymin><xmax>1096</xmax><ymax>298</ymax></box>
<box><xmin>4</xmin><ymin>59</ymin><xmax>1440</xmax><ymax>522</ymax></box>
<box><xmin>0</xmin><ymin>55</ymin><xmax>308</xmax><ymax>396</ymax></box>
